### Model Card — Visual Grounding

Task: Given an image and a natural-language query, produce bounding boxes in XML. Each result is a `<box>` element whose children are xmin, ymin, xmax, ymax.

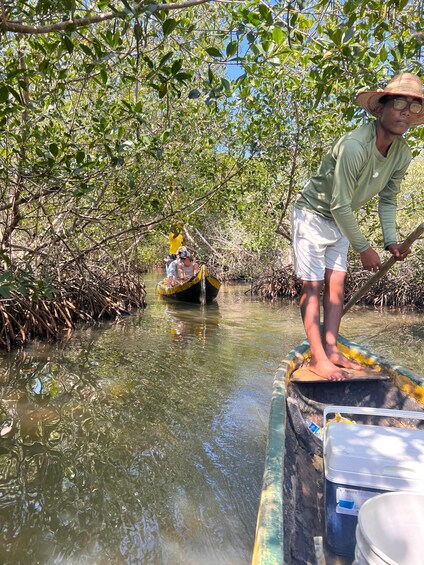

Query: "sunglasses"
<box><xmin>392</xmin><ymin>98</ymin><xmax>423</xmax><ymax>114</ymax></box>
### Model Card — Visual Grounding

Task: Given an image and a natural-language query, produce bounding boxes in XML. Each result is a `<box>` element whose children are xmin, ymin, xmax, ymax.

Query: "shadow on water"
<box><xmin>0</xmin><ymin>272</ymin><xmax>422</xmax><ymax>564</ymax></box>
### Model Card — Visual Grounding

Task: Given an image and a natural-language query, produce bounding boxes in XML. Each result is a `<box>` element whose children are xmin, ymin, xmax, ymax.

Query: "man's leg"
<box><xmin>300</xmin><ymin>280</ymin><xmax>348</xmax><ymax>381</ymax></box>
<box><xmin>293</xmin><ymin>208</ymin><xmax>353</xmax><ymax>380</ymax></box>
<box><xmin>322</xmin><ymin>268</ymin><xmax>361</xmax><ymax>369</ymax></box>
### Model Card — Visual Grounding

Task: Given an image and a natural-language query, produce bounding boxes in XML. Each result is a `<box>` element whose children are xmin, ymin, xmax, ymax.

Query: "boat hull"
<box><xmin>156</xmin><ymin>264</ymin><xmax>221</xmax><ymax>303</ymax></box>
<box><xmin>252</xmin><ymin>335</ymin><xmax>424</xmax><ymax>565</ymax></box>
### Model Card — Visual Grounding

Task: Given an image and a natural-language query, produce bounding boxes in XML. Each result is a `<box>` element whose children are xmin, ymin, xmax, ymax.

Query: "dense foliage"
<box><xmin>0</xmin><ymin>0</ymin><xmax>423</xmax><ymax>344</ymax></box>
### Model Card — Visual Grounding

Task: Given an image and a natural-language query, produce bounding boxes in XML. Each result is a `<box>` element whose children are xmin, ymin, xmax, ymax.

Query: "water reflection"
<box><xmin>0</xmin><ymin>293</ymin><xmax>269</xmax><ymax>564</ymax></box>
<box><xmin>162</xmin><ymin>301</ymin><xmax>221</xmax><ymax>344</ymax></box>
<box><xmin>0</xmin><ymin>279</ymin><xmax>422</xmax><ymax>565</ymax></box>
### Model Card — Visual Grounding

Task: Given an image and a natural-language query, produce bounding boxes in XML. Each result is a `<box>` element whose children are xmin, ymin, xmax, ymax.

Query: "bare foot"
<box><xmin>308</xmin><ymin>359</ymin><xmax>349</xmax><ymax>381</ymax></box>
<box><xmin>326</xmin><ymin>348</ymin><xmax>362</xmax><ymax>371</ymax></box>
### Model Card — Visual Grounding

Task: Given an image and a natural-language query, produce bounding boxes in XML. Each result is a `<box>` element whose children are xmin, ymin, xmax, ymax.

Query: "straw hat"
<box><xmin>355</xmin><ymin>73</ymin><xmax>424</xmax><ymax>126</ymax></box>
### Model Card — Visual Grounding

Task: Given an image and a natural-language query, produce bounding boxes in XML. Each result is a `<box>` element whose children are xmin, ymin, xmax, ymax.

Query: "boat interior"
<box><xmin>283</xmin><ymin>378</ymin><xmax>424</xmax><ymax>564</ymax></box>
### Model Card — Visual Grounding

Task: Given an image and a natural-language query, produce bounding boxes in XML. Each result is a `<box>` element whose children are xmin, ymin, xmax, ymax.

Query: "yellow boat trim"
<box><xmin>157</xmin><ymin>264</ymin><xmax>220</xmax><ymax>296</ymax></box>
<box><xmin>337</xmin><ymin>338</ymin><xmax>424</xmax><ymax>406</ymax></box>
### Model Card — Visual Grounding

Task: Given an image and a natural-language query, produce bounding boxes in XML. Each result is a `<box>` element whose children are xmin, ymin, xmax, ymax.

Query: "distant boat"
<box><xmin>156</xmin><ymin>264</ymin><xmax>221</xmax><ymax>303</ymax></box>
<box><xmin>252</xmin><ymin>334</ymin><xmax>424</xmax><ymax>565</ymax></box>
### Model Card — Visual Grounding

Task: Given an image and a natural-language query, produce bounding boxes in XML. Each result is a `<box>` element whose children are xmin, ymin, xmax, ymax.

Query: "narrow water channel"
<box><xmin>0</xmin><ymin>272</ymin><xmax>422</xmax><ymax>565</ymax></box>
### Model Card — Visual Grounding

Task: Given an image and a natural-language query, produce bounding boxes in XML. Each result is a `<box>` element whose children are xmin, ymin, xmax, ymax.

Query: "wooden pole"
<box><xmin>342</xmin><ymin>222</ymin><xmax>424</xmax><ymax>316</ymax></box>
<box><xmin>200</xmin><ymin>264</ymin><xmax>206</xmax><ymax>305</ymax></box>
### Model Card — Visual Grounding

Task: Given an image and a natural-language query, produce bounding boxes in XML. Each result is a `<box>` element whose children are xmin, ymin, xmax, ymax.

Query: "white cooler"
<box><xmin>323</xmin><ymin>405</ymin><xmax>424</xmax><ymax>557</ymax></box>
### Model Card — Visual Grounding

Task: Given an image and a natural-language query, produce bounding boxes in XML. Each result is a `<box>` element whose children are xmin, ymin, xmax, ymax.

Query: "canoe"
<box><xmin>156</xmin><ymin>264</ymin><xmax>221</xmax><ymax>303</ymax></box>
<box><xmin>252</xmin><ymin>335</ymin><xmax>424</xmax><ymax>565</ymax></box>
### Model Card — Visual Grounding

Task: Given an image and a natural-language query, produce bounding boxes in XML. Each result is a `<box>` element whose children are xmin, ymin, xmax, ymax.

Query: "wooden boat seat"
<box><xmin>291</xmin><ymin>366</ymin><xmax>391</xmax><ymax>383</ymax></box>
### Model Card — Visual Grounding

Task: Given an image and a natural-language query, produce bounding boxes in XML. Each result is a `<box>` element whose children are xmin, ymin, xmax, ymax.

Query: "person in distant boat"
<box><xmin>168</xmin><ymin>225</ymin><xmax>185</xmax><ymax>259</ymax></box>
<box><xmin>164</xmin><ymin>254</ymin><xmax>173</xmax><ymax>277</ymax></box>
<box><xmin>178</xmin><ymin>251</ymin><xmax>199</xmax><ymax>282</ymax></box>
<box><xmin>291</xmin><ymin>73</ymin><xmax>423</xmax><ymax>381</ymax></box>
<box><xmin>167</xmin><ymin>256</ymin><xmax>181</xmax><ymax>287</ymax></box>
<box><xmin>166</xmin><ymin>246</ymin><xmax>187</xmax><ymax>286</ymax></box>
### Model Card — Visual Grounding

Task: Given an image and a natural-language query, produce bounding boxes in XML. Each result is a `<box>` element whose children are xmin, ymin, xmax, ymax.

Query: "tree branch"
<box><xmin>0</xmin><ymin>0</ymin><xmax>213</xmax><ymax>35</ymax></box>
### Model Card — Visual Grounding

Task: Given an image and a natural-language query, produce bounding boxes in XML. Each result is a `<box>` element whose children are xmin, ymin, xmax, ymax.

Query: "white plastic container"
<box><xmin>353</xmin><ymin>491</ymin><xmax>424</xmax><ymax>565</ymax></box>
<box><xmin>323</xmin><ymin>406</ymin><xmax>424</xmax><ymax>557</ymax></box>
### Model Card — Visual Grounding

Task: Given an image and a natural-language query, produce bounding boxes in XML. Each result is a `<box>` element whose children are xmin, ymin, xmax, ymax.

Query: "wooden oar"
<box><xmin>342</xmin><ymin>222</ymin><xmax>424</xmax><ymax>316</ymax></box>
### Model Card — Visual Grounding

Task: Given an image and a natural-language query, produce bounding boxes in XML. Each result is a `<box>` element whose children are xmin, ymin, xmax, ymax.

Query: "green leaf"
<box><xmin>73</xmin><ymin>182</ymin><xmax>92</xmax><ymax>197</ymax></box>
<box><xmin>62</xmin><ymin>35</ymin><xmax>74</xmax><ymax>54</ymax></box>
<box><xmin>80</xmin><ymin>44</ymin><xmax>94</xmax><ymax>57</ymax></box>
<box><xmin>38</xmin><ymin>59</ymin><xmax>50</xmax><ymax>74</ymax></box>
<box><xmin>205</xmin><ymin>47</ymin><xmax>222</xmax><ymax>58</ymax></box>
<box><xmin>261</xmin><ymin>40</ymin><xmax>271</xmax><ymax>53</ymax></box>
<box><xmin>221</xmin><ymin>78</ymin><xmax>231</xmax><ymax>91</ymax></box>
<box><xmin>171</xmin><ymin>60</ymin><xmax>183</xmax><ymax>74</ymax></box>
<box><xmin>162</xmin><ymin>19</ymin><xmax>178</xmax><ymax>36</ymax></box>
<box><xmin>100</xmin><ymin>68</ymin><xmax>108</xmax><ymax>85</ymax></box>
<box><xmin>0</xmin><ymin>284</ymin><xmax>13</xmax><ymax>299</ymax></box>
<box><xmin>226</xmin><ymin>41</ymin><xmax>238</xmax><ymax>57</ymax></box>
<box><xmin>272</xmin><ymin>27</ymin><xmax>285</xmax><ymax>45</ymax></box>
<box><xmin>174</xmin><ymin>72</ymin><xmax>192</xmax><ymax>82</ymax></box>
<box><xmin>158</xmin><ymin>84</ymin><xmax>168</xmax><ymax>98</ymax></box>
<box><xmin>188</xmin><ymin>89</ymin><xmax>201</xmax><ymax>99</ymax></box>
<box><xmin>122</xmin><ymin>100</ymin><xmax>133</xmax><ymax>112</ymax></box>
<box><xmin>344</xmin><ymin>107</ymin><xmax>355</xmax><ymax>121</ymax></box>
<box><xmin>328</xmin><ymin>27</ymin><xmax>342</xmax><ymax>46</ymax></box>
<box><xmin>0</xmin><ymin>272</ymin><xmax>13</xmax><ymax>283</ymax></box>
<box><xmin>143</xmin><ymin>54</ymin><xmax>154</xmax><ymax>70</ymax></box>
<box><xmin>343</xmin><ymin>0</ymin><xmax>353</xmax><ymax>15</ymax></box>
<box><xmin>247</xmin><ymin>32</ymin><xmax>256</xmax><ymax>44</ymax></box>
<box><xmin>7</xmin><ymin>86</ymin><xmax>22</xmax><ymax>104</ymax></box>
<box><xmin>0</xmin><ymin>85</ymin><xmax>8</xmax><ymax>103</ymax></box>
<box><xmin>76</xmin><ymin>150</ymin><xmax>85</xmax><ymax>164</ymax></box>
<box><xmin>258</xmin><ymin>4</ymin><xmax>273</xmax><ymax>25</ymax></box>
<box><xmin>49</xmin><ymin>143</ymin><xmax>59</xmax><ymax>157</ymax></box>
<box><xmin>158</xmin><ymin>52</ymin><xmax>173</xmax><ymax>68</ymax></box>
<box><xmin>342</xmin><ymin>27</ymin><xmax>355</xmax><ymax>43</ymax></box>
<box><xmin>315</xmin><ymin>83</ymin><xmax>324</xmax><ymax>106</ymax></box>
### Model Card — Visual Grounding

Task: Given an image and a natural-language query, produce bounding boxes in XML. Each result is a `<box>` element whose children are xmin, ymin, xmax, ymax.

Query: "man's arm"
<box><xmin>386</xmin><ymin>243</ymin><xmax>411</xmax><ymax>261</ymax></box>
<box><xmin>378</xmin><ymin>161</ymin><xmax>410</xmax><ymax>248</ymax></box>
<box><xmin>359</xmin><ymin>247</ymin><xmax>382</xmax><ymax>271</ymax></box>
<box><xmin>330</xmin><ymin>141</ymin><xmax>371</xmax><ymax>253</ymax></box>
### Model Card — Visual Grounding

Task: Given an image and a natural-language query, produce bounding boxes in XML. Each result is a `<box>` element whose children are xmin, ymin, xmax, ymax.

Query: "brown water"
<box><xmin>0</xmin><ymin>273</ymin><xmax>422</xmax><ymax>565</ymax></box>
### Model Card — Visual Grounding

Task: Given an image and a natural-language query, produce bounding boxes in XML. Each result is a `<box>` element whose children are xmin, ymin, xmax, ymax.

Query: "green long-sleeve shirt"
<box><xmin>295</xmin><ymin>122</ymin><xmax>412</xmax><ymax>252</ymax></box>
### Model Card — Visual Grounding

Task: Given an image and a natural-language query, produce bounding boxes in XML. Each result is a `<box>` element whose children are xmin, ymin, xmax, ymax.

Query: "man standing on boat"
<box><xmin>292</xmin><ymin>73</ymin><xmax>424</xmax><ymax>381</ymax></box>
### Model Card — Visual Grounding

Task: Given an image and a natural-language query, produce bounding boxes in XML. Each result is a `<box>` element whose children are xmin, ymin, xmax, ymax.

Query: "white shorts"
<box><xmin>291</xmin><ymin>207</ymin><xmax>349</xmax><ymax>281</ymax></box>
